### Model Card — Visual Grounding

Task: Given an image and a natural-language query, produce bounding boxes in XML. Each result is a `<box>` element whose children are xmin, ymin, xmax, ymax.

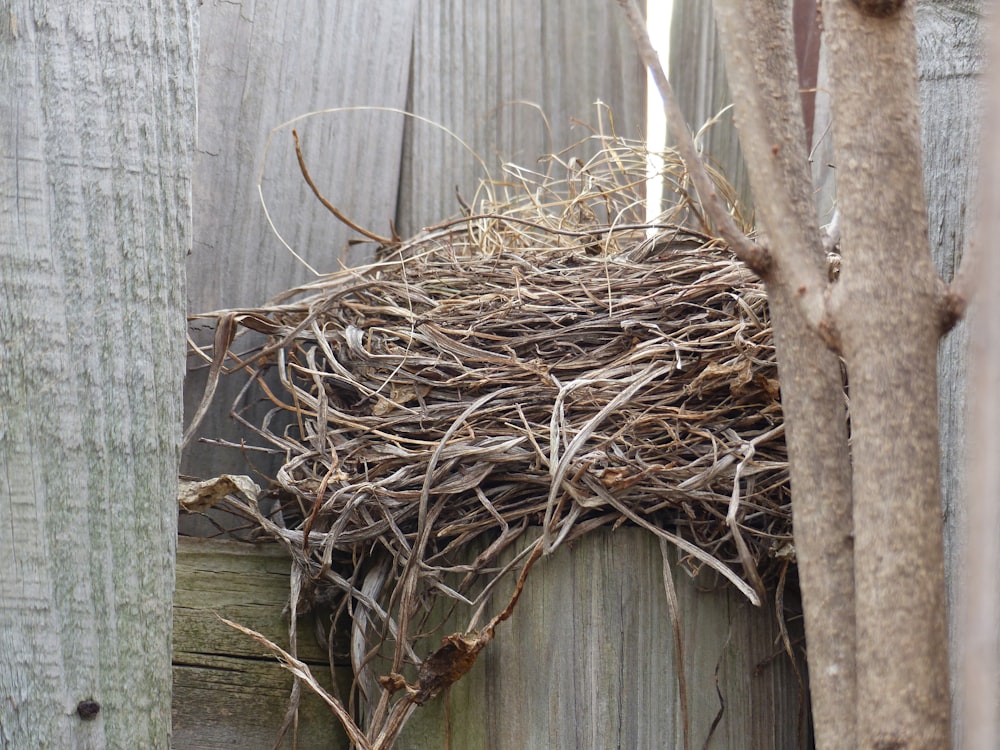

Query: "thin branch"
<box><xmin>711</xmin><ymin>2</ymin><xmax>858</xmax><ymax>748</ymax></box>
<box><xmin>615</xmin><ymin>0</ymin><xmax>771</xmax><ymax>275</ymax></box>
<box><xmin>712</xmin><ymin>0</ymin><xmax>832</xmax><ymax>339</ymax></box>
<box><xmin>219</xmin><ymin>616</ymin><xmax>373</xmax><ymax>750</ymax></box>
<box><xmin>292</xmin><ymin>129</ymin><xmax>396</xmax><ymax>245</ymax></box>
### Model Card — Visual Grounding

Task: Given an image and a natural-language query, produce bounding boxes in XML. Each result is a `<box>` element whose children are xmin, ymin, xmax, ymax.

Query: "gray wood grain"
<box><xmin>916</xmin><ymin>0</ymin><xmax>981</xmax><ymax>593</ymax></box>
<box><xmin>915</xmin><ymin>2</ymin><xmax>984</xmax><ymax>745</ymax></box>
<box><xmin>667</xmin><ymin>0</ymin><xmax>752</xmax><ymax>211</ymax></box>
<box><xmin>183</xmin><ymin>0</ymin><xmax>416</xmax><ymax>483</ymax></box>
<box><xmin>0</xmin><ymin>3</ymin><xmax>194</xmax><ymax>746</ymax></box>
<box><xmin>190</xmin><ymin>1</ymin><xmax>416</xmax><ymax>311</ymax></box>
<box><xmin>172</xmin><ymin>538</ymin><xmax>350</xmax><ymax>750</ymax></box>
<box><xmin>394</xmin><ymin>530</ymin><xmax>806</xmax><ymax>749</ymax></box>
<box><xmin>389</xmin><ymin>0</ymin><xmax>646</xmax><ymax>238</ymax></box>
<box><xmin>171</xmin><ymin>534</ymin><xmax>805</xmax><ymax>748</ymax></box>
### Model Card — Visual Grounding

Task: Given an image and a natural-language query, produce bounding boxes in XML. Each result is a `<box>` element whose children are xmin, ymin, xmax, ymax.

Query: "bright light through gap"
<box><xmin>645</xmin><ymin>0</ymin><xmax>673</xmax><ymax>228</ymax></box>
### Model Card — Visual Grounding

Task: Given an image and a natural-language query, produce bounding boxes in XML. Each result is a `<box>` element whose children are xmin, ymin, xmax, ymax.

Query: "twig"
<box><xmin>218</xmin><ymin>616</ymin><xmax>373</xmax><ymax>750</ymax></box>
<box><xmin>614</xmin><ymin>0</ymin><xmax>770</xmax><ymax>274</ymax></box>
<box><xmin>711</xmin><ymin>0</ymin><xmax>832</xmax><ymax>338</ymax></box>
<box><xmin>292</xmin><ymin>129</ymin><xmax>395</xmax><ymax>245</ymax></box>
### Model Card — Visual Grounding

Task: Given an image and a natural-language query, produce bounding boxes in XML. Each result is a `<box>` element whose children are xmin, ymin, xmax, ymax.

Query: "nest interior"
<box><xmin>187</xmin><ymin>131</ymin><xmax>793</xmax><ymax>718</ymax></box>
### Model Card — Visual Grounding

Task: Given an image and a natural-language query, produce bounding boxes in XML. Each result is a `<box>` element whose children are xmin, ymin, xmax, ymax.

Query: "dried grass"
<box><xmin>186</xmin><ymin>125</ymin><xmax>793</xmax><ymax>739</ymax></box>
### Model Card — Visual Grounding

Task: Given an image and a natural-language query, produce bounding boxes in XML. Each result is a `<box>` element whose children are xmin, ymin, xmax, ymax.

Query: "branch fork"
<box><xmin>619</xmin><ymin>0</ymin><xmax>964</xmax><ymax>747</ymax></box>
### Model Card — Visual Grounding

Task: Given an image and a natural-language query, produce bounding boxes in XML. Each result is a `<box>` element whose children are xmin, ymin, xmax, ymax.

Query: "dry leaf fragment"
<box><xmin>177</xmin><ymin>474</ymin><xmax>260</xmax><ymax>513</ymax></box>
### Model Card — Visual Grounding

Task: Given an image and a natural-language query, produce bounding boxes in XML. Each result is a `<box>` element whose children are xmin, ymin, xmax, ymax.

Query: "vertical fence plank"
<box><xmin>666</xmin><ymin>0</ymin><xmax>751</xmax><ymax>210</ymax></box>
<box><xmin>396</xmin><ymin>0</ymin><xmax>646</xmax><ymax>237</ymax></box>
<box><xmin>915</xmin><ymin>3</ymin><xmax>984</xmax><ymax>745</ymax></box>
<box><xmin>392</xmin><ymin>530</ymin><xmax>805</xmax><ymax>749</ymax></box>
<box><xmin>1</xmin><ymin>3</ymin><xmax>195</xmax><ymax>745</ymax></box>
<box><xmin>183</xmin><ymin>0</ymin><xmax>417</xmax><ymax>483</ymax></box>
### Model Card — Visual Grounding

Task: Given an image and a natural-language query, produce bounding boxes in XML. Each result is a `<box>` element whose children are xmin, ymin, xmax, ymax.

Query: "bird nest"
<box><xmin>185</xmin><ymin>129</ymin><xmax>792</xmax><ymax>733</ymax></box>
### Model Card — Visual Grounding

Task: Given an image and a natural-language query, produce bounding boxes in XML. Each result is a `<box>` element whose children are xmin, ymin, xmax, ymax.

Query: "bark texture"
<box><xmin>0</xmin><ymin>2</ymin><xmax>195</xmax><ymax>747</ymax></box>
<box><xmin>712</xmin><ymin>2</ymin><xmax>857</xmax><ymax>747</ymax></box>
<box><xmin>824</xmin><ymin>2</ymin><xmax>952</xmax><ymax>746</ymax></box>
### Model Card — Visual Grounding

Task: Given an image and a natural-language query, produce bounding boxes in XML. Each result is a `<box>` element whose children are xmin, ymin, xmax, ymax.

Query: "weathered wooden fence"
<box><xmin>667</xmin><ymin>1</ymin><xmax>983</xmax><ymax>746</ymax></box>
<box><xmin>176</xmin><ymin>2</ymin><xmax>808</xmax><ymax>748</ymax></box>
<box><xmin>2</xmin><ymin>4</ymin><xmax>192</xmax><ymax>747</ymax></box>
<box><xmin>173</xmin><ymin>537</ymin><xmax>347</xmax><ymax>749</ymax></box>
<box><xmin>173</xmin><ymin>532</ymin><xmax>805</xmax><ymax>749</ymax></box>
<box><xmin>176</xmin><ymin>1</ymin><xmax>981</xmax><ymax>748</ymax></box>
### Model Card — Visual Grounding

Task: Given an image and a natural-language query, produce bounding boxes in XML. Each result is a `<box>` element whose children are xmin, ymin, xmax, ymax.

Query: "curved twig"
<box><xmin>293</xmin><ymin>129</ymin><xmax>396</xmax><ymax>245</ymax></box>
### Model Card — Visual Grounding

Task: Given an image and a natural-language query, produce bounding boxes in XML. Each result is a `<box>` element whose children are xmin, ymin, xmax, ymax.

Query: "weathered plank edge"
<box><xmin>172</xmin><ymin>536</ymin><xmax>350</xmax><ymax>750</ymax></box>
<box><xmin>173</xmin><ymin>532</ymin><xmax>807</xmax><ymax>749</ymax></box>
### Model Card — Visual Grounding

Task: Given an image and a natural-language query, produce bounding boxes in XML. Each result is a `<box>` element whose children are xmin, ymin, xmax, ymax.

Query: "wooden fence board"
<box><xmin>183</xmin><ymin>0</ymin><xmax>417</xmax><ymax>485</ymax></box>
<box><xmin>393</xmin><ymin>530</ymin><xmax>806</xmax><ymax>749</ymax></box>
<box><xmin>189</xmin><ymin>0</ymin><xmax>415</xmax><ymax>313</ymax></box>
<box><xmin>172</xmin><ymin>533</ymin><xmax>805</xmax><ymax>749</ymax></box>
<box><xmin>915</xmin><ymin>3</ymin><xmax>983</xmax><ymax>743</ymax></box>
<box><xmin>0</xmin><ymin>4</ymin><xmax>193</xmax><ymax>746</ymax></box>
<box><xmin>172</xmin><ymin>537</ymin><xmax>350</xmax><ymax>750</ymax></box>
<box><xmin>666</xmin><ymin>0</ymin><xmax>751</xmax><ymax>211</ymax></box>
<box><xmin>396</xmin><ymin>0</ymin><xmax>646</xmax><ymax>237</ymax></box>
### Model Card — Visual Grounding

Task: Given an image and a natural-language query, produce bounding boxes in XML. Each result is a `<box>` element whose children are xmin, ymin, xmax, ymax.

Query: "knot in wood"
<box><xmin>76</xmin><ymin>700</ymin><xmax>101</xmax><ymax>721</ymax></box>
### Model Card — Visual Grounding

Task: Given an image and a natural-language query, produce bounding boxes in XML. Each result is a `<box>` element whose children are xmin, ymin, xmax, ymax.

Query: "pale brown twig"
<box><xmin>614</xmin><ymin>0</ymin><xmax>770</xmax><ymax>274</ymax></box>
<box><xmin>711</xmin><ymin>0</ymin><xmax>832</xmax><ymax>338</ymax></box>
<box><xmin>292</xmin><ymin>129</ymin><xmax>396</xmax><ymax>245</ymax></box>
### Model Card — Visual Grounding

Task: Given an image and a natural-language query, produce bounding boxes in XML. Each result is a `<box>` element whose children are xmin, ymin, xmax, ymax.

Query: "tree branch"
<box><xmin>709</xmin><ymin>3</ymin><xmax>858</xmax><ymax>747</ymax></box>
<box><xmin>615</xmin><ymin>0</ymin><xmax>770</xmax><ymax>275</ymax></box>
<box><xmin>712</xmin><ymin>0</ymin><xmax>833</xmax><ymax>341</ymax></box>
<box><xmin>824</xmin><ymin>1</ymin><xmax>952</xmax><ymax>746</ymax></box>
